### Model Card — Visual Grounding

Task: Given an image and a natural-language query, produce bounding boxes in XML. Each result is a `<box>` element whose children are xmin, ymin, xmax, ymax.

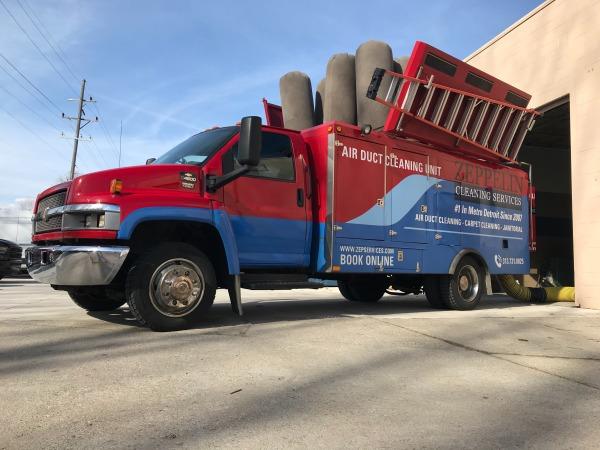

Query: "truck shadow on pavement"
<box><xmin>87</xmin><ymin>294</ymin><xmax>539</xmax><ymax>330</ymax></box>
<box><xmin>0</xmin><ymin>278</ymin><xmax>36</xmax><ymax>288</ymax></box>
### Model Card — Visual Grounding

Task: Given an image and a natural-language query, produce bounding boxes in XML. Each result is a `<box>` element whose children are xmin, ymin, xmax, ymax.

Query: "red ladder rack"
<box><xmin>367</xmin><ymin>68</ymin><xmax>539</xmax><ymax>162</ymax></box>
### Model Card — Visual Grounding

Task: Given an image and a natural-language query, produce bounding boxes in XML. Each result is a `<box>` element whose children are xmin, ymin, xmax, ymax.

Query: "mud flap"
<box><xmin>228</xmin><ymin>274</ymin><xmax>243</xmax><ymax>316</ymax></box>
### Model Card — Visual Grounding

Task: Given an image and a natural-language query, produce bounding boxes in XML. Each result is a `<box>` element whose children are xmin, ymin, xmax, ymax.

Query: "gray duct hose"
<box><xmin>280</xmin><ymin>71</ymin><xmax>315</xmax><ymax>131</ymax></box>
<box><xmin>394</xmin><ymin>56</ymin><xmax>409</xmax><ymax>73</ymax></box>
<box><xmin>355</xmin><ymin>41</ymin><xmax>393</xmax><ymax>128</ymax></box>
<box><xmin>324</xmin><ymin>53</ymin><xmax>357</xmax><ymax>125</ymax></box>
<box><xmin>315</xmin><ymin>78</ymin><xmax>326</xmax><ymax>125</ymax></box>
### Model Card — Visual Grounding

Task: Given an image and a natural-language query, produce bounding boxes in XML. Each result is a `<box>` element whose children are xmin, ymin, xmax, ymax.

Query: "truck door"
<box><xmin>386</xmin><ymin>148</ymin><xmax>435</xmax><ymax>244</ymax></box>
<box><xmin>222</xmin><ymin>130</ymin><xmax>308</xmax><ymax>267</ymax></box>
<box><xmin>333</xmin><ymin>135</ymin><xmax>386</xmax><ymax>240</ymax></box>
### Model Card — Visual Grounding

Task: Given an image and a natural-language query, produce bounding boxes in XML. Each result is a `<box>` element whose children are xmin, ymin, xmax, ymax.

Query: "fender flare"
<box><xmin>117</xmin><ymin>206</ymin><xmax>240</xmax><ymax>275</ymax></box>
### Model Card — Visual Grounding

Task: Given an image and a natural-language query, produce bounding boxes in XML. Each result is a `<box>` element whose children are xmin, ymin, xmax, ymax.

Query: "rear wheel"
<box><xmin>68</xmin><ymin>288</ymin><xmax>126</xmax><ymax>311</ymax></box>
<box><xmin>338</xmin><ymin>277</ymin><xmax>387</xmax><ymax>302</ymax></box>
<box><xmin>126</xmin><ymin>242</ymin><xmax>216</xmax><ymax>331</ymax></box>
<box><xmin>423</xmin><ymin>275</ymin><xmax>446</xmax><ymax>309</ymax></box>
<box><xmin>440</xmin><ymin>256</ymin><xmax>484</xmax><ymax>310</ymax></box>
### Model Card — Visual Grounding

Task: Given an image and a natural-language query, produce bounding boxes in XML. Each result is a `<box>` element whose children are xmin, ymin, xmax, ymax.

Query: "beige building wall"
<box><xmin>466</xmin><ymin>0</ymin><xmax>600</xmax><ymax>308</ymax></box>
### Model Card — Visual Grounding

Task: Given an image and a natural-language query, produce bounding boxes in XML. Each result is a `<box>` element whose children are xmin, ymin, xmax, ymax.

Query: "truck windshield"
<box><xmin>154</xmin><ymin>126</ymin><xmax>238</xmax><ymax>165</ymax></box>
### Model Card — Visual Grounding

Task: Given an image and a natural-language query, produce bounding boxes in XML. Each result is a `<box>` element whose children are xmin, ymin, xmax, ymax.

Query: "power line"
<box><xmin>0</xmin><ymin>103</ymin><xmax>68</xmax><ymax>158</ymax></box>
<box><xmin>17</xmin><ymin>0</ymin><xmax>81</xmax><ymax>82</ymax></box>
<box><xmin>0</xmin><ymin>52</ymin><xmax>63</xmax><ymax>114</ymax></box>
<box><xmin>89</xmin><ymin>135</ymin><xmax>111</xmax><ymax>166</ymax></box>
<box><xmin>8</xmin><ymin>0</ymin><xmax>120</xmax><ymax>168</ymax></box>
<box><xmin>0</xmin><ymin>60</ymin><xmax>61</xmax><ymax>120</ymax></box>
<box><xmin>0</xmin><ymin>84</ymin><xmax>62</xmax><ymax>132</ymax></box>
<box><xmin>15</xmin><ymin>0</ymin><xmax>80</xmax><ymax>83</ymax></box>
<box><xmin>92</xmin><ymin>102</ymin><xmax>120</xmax><ymax>160</ymax></box>
<box><xmin>0</xmin><ymin>0</ymin><xmax>77</xmax><ymax>95</ymax></box>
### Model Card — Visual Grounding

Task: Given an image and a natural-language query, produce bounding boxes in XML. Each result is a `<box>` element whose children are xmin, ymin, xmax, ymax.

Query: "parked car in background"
<box><xmin>0</xmin><ymin>240</ymin><xmax>23</xmax><ymax>280</ymax></box>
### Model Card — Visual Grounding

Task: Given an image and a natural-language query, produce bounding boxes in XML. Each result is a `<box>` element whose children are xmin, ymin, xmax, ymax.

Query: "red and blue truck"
<box><xmin>26</xmin><ymin>42</ymin><xmax>538</xmax><ymax>330</ymax></box>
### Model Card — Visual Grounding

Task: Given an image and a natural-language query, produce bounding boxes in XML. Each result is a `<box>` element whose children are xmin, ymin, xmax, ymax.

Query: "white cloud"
<box><xmin>0</xmin><ymin>197</ymin><xmax>34</xmax><ymax>244</ymax></box>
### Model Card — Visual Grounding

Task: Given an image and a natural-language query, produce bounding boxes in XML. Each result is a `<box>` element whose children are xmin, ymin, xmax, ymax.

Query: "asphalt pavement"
<box><xmin>1</xmin><ymin>278</ymin><xmax>600</xmax><ymax>449</ymax></box>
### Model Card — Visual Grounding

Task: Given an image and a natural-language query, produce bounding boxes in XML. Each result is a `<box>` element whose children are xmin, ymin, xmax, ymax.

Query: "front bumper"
<box><xmin>25</xmin><ymin>245</ymin><xmax>129</xmax><ymax>285</ymax></box>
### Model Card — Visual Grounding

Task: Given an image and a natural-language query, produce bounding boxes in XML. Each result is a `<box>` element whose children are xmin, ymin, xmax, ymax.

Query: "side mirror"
<box><xmin>238</xmin><ymin>116</ymin><xmax>261</xmax><ymax>166</ymax></box>
<box><xmin>146</xmin><ymin>158</ymin><xmax>156</xmax><ymax>165</ymax></box>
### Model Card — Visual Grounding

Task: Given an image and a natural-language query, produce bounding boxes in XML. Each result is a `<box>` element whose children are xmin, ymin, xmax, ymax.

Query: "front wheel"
<box><xmin>338</xmin><ymin>277</ymin><xmax>387</xmax><ymax>302</ymax></box>
<box><xmin>68</xmin><ymin>288</ymin><xmax>126</xmax><ymax>311</ymax></box>
<box><xmin>439</xmin><ymin>256</ymin><xmax>484</xmax><ymax>310</ymax></box>
<box><xmin>126</xmin><ymin>242</ymin><xmax>216</xmax><ymax>331</ymax></box>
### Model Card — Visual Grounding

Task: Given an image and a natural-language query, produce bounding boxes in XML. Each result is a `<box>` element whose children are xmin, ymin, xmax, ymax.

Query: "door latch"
<box><xmin>389</xmin><ymin>229</ymin><xmax>398</xmax><ymax>236</ymax></box>
<box><xmin>333</xmin><ymin>225</ymin><xmax>343</xmax><ymax>232</ymax></box>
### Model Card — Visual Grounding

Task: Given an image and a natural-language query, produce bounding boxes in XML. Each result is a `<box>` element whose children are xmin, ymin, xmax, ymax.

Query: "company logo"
<box><xmin>494</xmin><ymin>254</ymin><xmax>502</xmax><ymax>268</ymax></box>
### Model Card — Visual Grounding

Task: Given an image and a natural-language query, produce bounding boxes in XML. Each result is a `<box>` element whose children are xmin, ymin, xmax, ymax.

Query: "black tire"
<box><xmin>338</xmin><ymin>277</ymin><xmax>387</xmax><ymax>302</ymax></box>
<box><xmin>423</xmin><ymin>275</ymin><xmax>446</xmax><ymax>309</ymax></box>
<box><xmin>440</xmin><ymin>256</ymin><xmax>484</xmax><ymax>310</ymax></box>
<box><xmin>126</xmin><ymin>242</ymin><xmax>216</xmax><ymax>331</ymax></box>
<box><xmin>68</xmin><ymin>288</ymin><xmax>126</xmax><ymax>311</ymax></box>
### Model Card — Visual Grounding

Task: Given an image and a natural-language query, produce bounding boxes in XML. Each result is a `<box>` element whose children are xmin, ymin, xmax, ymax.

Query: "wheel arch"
<box><xmin>117</xmin><ymin>207</ymin><xmax>240</xmax><ymax>286</ymax></box>
<box><xmin>448</xmin><ymin>248</ymin><xmax>492</xmax><ymax>294</ymax></box>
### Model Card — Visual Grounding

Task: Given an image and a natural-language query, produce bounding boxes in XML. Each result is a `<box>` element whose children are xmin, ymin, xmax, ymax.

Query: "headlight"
<box><xmin>60</xmin><ymin>204</ymin><xmax>120</xmax><ymax>231</ymax></box>
<box><xmin>84</xmin><ymin>213</ymin><xmax>106</xmax><ymax>228</ymax></box>
<box><xmin>0</xmin><ymin>247</ymin><xmax>7</xmax><ymax>254</ymax></box>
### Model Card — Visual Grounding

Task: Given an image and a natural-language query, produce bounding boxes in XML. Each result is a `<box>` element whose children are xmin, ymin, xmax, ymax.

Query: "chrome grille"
<box><xmin>34</xmin><ymin>191</ymin><xmax>66</xmax><ymax>233</ymax></box>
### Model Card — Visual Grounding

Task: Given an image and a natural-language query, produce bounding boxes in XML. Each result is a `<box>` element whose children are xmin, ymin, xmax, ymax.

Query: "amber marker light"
<box><xmin>110</xmin><ymin>179</ymin><xmax>123</xmax><ymax>194</ymax></box>
<box><xmin>327</xmin><ymin>125</ymin><xmax>333</xmax><ymax>132</ymax></box>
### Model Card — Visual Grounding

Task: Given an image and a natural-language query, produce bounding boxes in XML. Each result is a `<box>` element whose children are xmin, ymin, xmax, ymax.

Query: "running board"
<box><xmin>240</xmin><ymin>273</ymin><xmax>324</xmax><ymax>290</ymax></box>
<box><xmin>241</xmin><ymin>281</ymin><xmax>324</xmax><ymax>290</ymax></box>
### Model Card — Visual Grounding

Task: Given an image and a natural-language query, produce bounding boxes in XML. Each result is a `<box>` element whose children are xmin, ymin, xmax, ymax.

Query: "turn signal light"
<box><xmin>110</xmin><ymin>179</ymin><xmax>123</xmax><ymax>194</ymax></box>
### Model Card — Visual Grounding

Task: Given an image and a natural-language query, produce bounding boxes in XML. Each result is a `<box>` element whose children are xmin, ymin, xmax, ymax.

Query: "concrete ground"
<box><xmin>1</xmin><ymin>279</ymin><xmax>600</xmax><ymax>449</ymax></box>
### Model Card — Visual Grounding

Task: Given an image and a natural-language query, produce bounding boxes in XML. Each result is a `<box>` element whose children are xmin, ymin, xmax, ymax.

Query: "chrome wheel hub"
<box><xmin>149</xmin><ymin>258</ymin><xmax>204</xmax><ymax>317</ymax></box>
<box><xmin>457</xmin><ymin>265</ymin><xmax>479</xmax><ymax>302</ymax></box>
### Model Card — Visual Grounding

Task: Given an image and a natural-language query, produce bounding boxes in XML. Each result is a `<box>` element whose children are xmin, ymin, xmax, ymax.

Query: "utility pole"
<box><xmin>62</xmin><ymin>79</ymin><xmax>97</xmax><ymax>180</ymax></box>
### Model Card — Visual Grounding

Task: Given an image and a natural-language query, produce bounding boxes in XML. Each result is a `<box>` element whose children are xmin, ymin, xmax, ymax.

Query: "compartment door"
<box><xmin>387</xmin><ymin>148</ymin><xmax>434</xmax><ymax>243</ymax></box>
<box><xmin>333</xmin><ymin>136</ymin><xmax>386</xmax><ymax>240</ymax></box>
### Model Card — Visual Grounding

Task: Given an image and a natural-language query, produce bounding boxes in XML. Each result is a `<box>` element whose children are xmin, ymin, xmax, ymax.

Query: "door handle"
<box><xmin>300</xmin><ymin>154</ymin><xmax>312</xmax><ymax>199</ymax></box>
<box><xmin>297</xmin><ymin>188</ymin><xmax>305</xmax><ymax>207</ymax></box>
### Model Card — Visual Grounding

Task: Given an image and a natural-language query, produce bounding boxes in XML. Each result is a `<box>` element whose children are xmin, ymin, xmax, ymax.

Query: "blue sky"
<box><xmin>0</xmin><ymin>0</ymin><xmax>542</xmax><ymax>234</ymax></box>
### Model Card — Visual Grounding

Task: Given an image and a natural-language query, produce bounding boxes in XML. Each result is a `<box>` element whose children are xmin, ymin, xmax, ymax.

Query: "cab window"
<box><xmin>223</xmin><ymin>132</ymin><xmax>295</xmax><ymax>181</ymax></box>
